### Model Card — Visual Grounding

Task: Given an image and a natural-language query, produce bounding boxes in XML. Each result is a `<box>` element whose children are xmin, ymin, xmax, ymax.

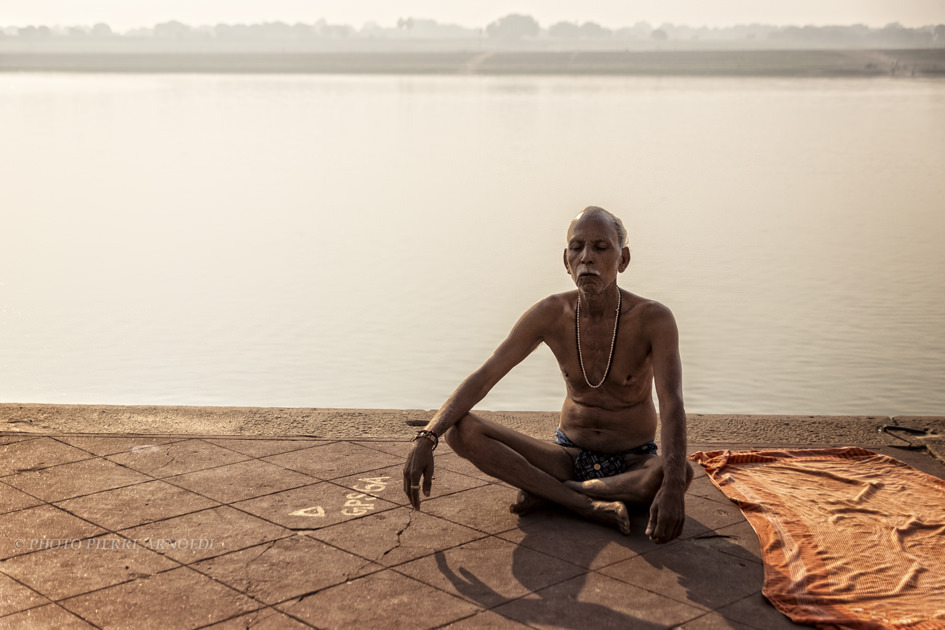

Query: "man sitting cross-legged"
<box><xmin>403</xmin><ymin>206</ymin><xmax>692</xmax><ymax>543</ymax></box>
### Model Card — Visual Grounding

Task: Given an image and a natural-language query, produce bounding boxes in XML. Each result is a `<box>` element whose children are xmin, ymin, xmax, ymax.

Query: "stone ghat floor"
<box><xmin>2</xmin><ymin>433</ymin><xmax>944</xmax><ymax>629</ymax></box>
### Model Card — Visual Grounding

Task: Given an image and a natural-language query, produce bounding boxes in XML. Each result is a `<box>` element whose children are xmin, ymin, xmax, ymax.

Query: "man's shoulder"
<box><xmin>531</xmin><ymin>291</ymin><xmax>577</xmax><ymax>314</ymax></box>
<box><xmin>623</xmin><ymin>291</ymin><xmax>672</xmax><ymax>317</ymax></box>
<box><xmin>518</xmin><ymin>291</ymin><xmax>576</xmax><ymax>330</ymax></box>
<box><xmin>624</xmin><ymin>293</ymin><xmax>678</xmax><ymax>334</ymax></box>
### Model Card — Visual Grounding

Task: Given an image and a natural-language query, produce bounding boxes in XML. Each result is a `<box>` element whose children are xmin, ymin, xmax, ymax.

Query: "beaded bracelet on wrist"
<box><xmin>412</xmin><ymin>430</ymin><xmax>438</xmax><ymax>450</ymax></box>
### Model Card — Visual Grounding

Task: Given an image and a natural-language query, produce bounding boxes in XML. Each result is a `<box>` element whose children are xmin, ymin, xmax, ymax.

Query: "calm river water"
<box><xmin>2</xmin><ymin>73</ymin><xmax>943</xmax><ymax>415</ymax></box>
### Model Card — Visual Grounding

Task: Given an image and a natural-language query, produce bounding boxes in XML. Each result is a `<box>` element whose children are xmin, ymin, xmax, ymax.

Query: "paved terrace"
<box><xmin>1</xmin><ymin>406</ymin><xmax>944</xmax><ymax>629</ymax></box>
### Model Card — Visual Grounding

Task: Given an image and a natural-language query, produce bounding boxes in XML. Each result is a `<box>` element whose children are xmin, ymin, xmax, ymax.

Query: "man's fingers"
<box><xmin>421</xmin><ymin>461</ymin><xmax>434</xmax><ymax>497</ymax></box>
<box><xmin>645</xmin><ymin>503</ymin><xmax>658</xmax><ymax>537</ymax></box>
<box><xmin>647</xmin><ymin>506</ymin><xmax>675</xmax><ymax>543</ymax></box>
<box><xmin>670</xmin><ymin>513</ymin><xmax>683</xmax><ymax>540</ymax></box>
<box><xmin>408</xmin><ymin>473</ymin><xmax>422</xmax><ymax>509</ymax></box>
<box><xmin>649</xmin><ymin>511</ymin><xmax>684</xmax><ymax>544</ymax></box>
<box><xmin>403</xmin><ymin>460</ymin><xmax>422</xmax><ymax>509</ymax></box>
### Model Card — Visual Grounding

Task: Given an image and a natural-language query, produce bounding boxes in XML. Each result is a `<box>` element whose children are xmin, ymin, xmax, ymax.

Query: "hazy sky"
<box><xmin>5</xmin><ymin>0</ymin><xmax>945</xmax><ymax>30</ymax></box>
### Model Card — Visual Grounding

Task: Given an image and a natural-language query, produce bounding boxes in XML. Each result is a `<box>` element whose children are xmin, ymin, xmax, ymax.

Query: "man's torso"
<box><xmin>540</xmin><ymin>289</ymin><xmax>660</xmax><ymax>453</ymax></box>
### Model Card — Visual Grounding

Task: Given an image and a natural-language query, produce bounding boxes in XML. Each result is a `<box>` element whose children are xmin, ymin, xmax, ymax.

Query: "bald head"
<box><xmin>568</xmin><ymin>206</ymin><xmax>628</xmax><ymax>249</ymax></box>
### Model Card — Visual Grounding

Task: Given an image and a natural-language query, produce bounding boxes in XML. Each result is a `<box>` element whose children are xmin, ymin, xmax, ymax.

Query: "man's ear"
<box><xmin>563</xmin><ymin>249</ymin><xmax>571</xmax><ymax>274</ymax></box>
<box><xmin>618</xmin><ymin>246</ymin><xmax>631</xmax><ymax>272</ymax></box>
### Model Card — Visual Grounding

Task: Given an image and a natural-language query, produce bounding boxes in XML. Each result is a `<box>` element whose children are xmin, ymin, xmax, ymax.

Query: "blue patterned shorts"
<box><xmin>554</xmin><ymin>428</ymin><xmax>658</xmax><ymax>481</ymax></box>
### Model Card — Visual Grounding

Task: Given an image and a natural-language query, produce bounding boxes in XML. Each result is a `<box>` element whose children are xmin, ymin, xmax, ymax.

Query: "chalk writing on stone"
<box><xmin>289</xmin><ymin>506</ymin><xmax>326</xmax><ymax>517</ymax></box>
<box><xmin>341</xmin><ymin>477</ymin><xmax>391</xmax><ymax>515</ymax></box>
<box><xmin>351</xmin><ymin>476</ymin><xmax>390</xmax><ymax>494</ymax></box>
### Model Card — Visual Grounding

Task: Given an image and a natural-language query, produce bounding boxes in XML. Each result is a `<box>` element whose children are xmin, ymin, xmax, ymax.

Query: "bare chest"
<box><xmin>546</xmin><ymin>311</ymin><xmax>653</xmax><ymax>402</ymax></box>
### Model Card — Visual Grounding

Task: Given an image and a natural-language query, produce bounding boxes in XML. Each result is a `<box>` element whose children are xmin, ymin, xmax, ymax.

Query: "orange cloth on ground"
<box><xmin>690</xmin><ymin>447</ymin><xmax>945</xmax><ymax>630</ymax></box>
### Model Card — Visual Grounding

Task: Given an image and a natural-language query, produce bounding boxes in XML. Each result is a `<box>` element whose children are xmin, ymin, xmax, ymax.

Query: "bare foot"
<box><xmin>564</xmin><ymin>478</ymin><xmax>614</xmax><ymax>499</ymax></box>
<box><xmin>587</xmin><ymin>500</ymin><xmax>631</xmax><ymax>535</ymax></box>
<box><xmin>509</xmin><ymin>490</ymin><xmax>550</xmax><ymax>515</ymax></box>
<box><xmin>565</xmin><ymin>465</ymin><xmax>665</xmax><ymax>506</ymax></box>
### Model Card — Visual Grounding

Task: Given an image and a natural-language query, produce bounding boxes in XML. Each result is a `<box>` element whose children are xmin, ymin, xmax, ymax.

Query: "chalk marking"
<box><xmin>289</xmin><ymin>506</ymin><xmax>326</xmax><ymax>517</ymax></box>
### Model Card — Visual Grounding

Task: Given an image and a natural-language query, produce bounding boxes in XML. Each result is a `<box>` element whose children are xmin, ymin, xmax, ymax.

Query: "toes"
<box><xmin>616</xmin><ymin>503</ymin><xmax>631</xmax><ymax>535</ymax></box>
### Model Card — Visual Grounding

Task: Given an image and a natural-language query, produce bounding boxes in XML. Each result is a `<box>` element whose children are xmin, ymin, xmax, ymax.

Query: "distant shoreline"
<box><xmin>3</xmin><ymin>48</ymin><xmax>945</xmax><ymax>76</ymax></box>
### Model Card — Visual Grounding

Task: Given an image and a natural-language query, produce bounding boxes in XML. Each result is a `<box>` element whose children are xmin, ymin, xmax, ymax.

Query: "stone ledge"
<box><xmin>2</xmin><ymin>403</ymin><xmax>942</xmax><ymax>449</ymax></box>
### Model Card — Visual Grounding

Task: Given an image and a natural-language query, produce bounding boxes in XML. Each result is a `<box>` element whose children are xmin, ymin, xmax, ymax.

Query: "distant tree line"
<box><xmin>3</xmin><ymin>14</ymin><xmax>944</xmax><ymax>47</ymax></box>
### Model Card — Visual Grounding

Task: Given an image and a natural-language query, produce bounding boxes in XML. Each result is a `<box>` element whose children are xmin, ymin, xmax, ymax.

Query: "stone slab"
<box><xmin>330</xmin><ymin>463</ymin><xmax>488</xmax><ymax>508</ymax></box>
<box><xmin>2</xmin><ymin>418</ymin><xmax>945</xmax><ymax>629</ymax></box>
<box><xmin>395</xmin><ymin>535</ymin><xmax>585</xmax><ymax>608</ymax></box>
<box><xmin>0</xmin><ymin>603</ymin><xmax>94</xmax><ymax>629</ymax></box>
<box><xmin>421</xmin><ymin>483</ymin><xmax>522</xmax><ymax>535</ymax></box>
<box><xmin>3</xmin><ymin>457</ymin><xmax>151</xmax><ymax>503</ymax></box>
<box><xmin>0</xmin><ymin>483</ymin><xmax>42</xmax><ymax>516</ymax></box>
<box><xmin>309</xmin><ymin>507</ymin><xmax>484</xmax><ymax>568</ymax></box>
<box><xmin>497</xmin><ymin>507</ymin><xmax>645</xmax><ymax>570</ymax></box>
<box><xmin>205</xmin><ymin>607</ymin><xmax>312</xmax><ymax>629</ymax></box>
<box><xmin>119</xmin><ymin>505</ymin><xmax>290</xmax><ymax>563</ymax></box>
<box><xmin>107</xmin><ymin>439</ymin><xmax>250</xmax><ymax>478</ymax></box>
<box><xmin>60</xmin><ymin>566</ymin><xmax>258</xmax><ymax>628</ymax></box>
<box><xmin>203</xmin><ymin>437</ymin><xmax>331</xmax><ymax>458</ymax></box>
<box><xmin>1</xmin><ymin>533</ymin><xmax>178</xmax><ymax>600</ymax></box>
<box><xmin>491</xmin><ymin>571</ymin><xmax>707</xmax><ymax>628</ymax></box>
<box><xmin>0</xmin><ymin>438</ymin><xmax>93</xmax><ymax>477</ymax></box>
<box><xmin>232</xmin><ymin>481</ymin><xmax>400</xmax><ymax>531</ymax></box>
<box><xmin>0</xmin><ymin>505</ymin><xmax>105</xmax><ymax>561</ymax></box>
<box><xmin>277</xmin><ymin>570</ymin><xmax>481</xmax><ymax>629</ymax></box>
<box><xmin>165</xmin><ymin>458</ymin><xmax>316</xmax><ymax>504</ymax></box>
<box><xmin>56</xmin><ymin>435</ymin><xmax>182</xmax><ymax>457</ymax></box>
<box><xmin>261</xmin><ymin>442</ymin><xmax>404</xmax><ymax>481</ymax></box>
<box><xmin>0</xmin><ymin>573</ymin><xmax>49</xmax><ymax>617</ymax></box>
<box><xmin>192</xmin><ymin>534</ymin><xmax>381</xmax><ymax>605</ymax></box>
<box><xmin>54</xmin><ymin>479</ymin><xmax>220</xmax><ymax>531</ymax></box>
<box><xmin>599</xmin><ymin>543</ymin><xmax>765</xmax><ymax>611</ymax></box>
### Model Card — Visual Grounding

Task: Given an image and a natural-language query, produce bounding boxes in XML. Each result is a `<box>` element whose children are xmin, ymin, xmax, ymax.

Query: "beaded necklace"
<box><xmin>575</xmin><ymin>288</ymin><xmax>621</xmax><ymax>389</ymax></box>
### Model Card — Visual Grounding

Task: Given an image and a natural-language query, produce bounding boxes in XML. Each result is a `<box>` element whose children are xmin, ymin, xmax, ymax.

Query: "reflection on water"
<box><xmin>1</xmin><ymin>74</ymin><xmax>943</xmax><ymax>415</ymax></box>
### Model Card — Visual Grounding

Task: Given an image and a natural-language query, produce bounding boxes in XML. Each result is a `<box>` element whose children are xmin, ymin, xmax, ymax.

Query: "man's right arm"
<box><xmin>402</xmin><ymin>297</ymin><xmax>554</xmax><ymax>507</ymax></box>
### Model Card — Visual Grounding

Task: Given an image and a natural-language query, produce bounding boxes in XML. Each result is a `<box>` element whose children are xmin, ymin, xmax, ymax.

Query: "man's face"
<box><xmin>564</xmin><ymin>213</ymin><xmax>630</xmax><ymax>294</ymax></box>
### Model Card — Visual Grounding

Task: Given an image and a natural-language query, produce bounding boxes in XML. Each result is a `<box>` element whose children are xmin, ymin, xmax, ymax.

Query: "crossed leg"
<box><xmin>565</xmin><ymin>455</ymin><xmax>668</xmax><ymax>505</ymax></box>
<box><xmin>445</xmin><ymin>413</ymin><xmax>633</xmax><ymax>534</ymax></box>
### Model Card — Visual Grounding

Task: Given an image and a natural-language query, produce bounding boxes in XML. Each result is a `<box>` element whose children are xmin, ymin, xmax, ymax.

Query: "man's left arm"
<box><xmin>646</xmin><ymin>303</ymin><xmax>690</xmax><ymax>544</ymax></box>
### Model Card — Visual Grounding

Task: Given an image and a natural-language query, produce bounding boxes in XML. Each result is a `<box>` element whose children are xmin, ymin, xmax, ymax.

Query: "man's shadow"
<box><xmin>433</xmin><ymin>505</ymin><xmax>763</xmax><ymax>628</ymax></box>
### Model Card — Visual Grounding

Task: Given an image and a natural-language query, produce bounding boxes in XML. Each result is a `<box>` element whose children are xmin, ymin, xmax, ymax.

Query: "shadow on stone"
<box><xmin>432</xmin><ymin>507</ymin><xmax>704</xmax><ymax>628</ymax></box>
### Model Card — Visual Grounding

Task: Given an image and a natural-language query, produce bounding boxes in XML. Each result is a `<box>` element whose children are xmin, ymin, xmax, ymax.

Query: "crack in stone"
<box><xmin>245</xmin><ymin>538</ymin><xmax>280</xmax><ymax>565</ymax></box>
<box><xmin>350</xmin><ymin>559</ymin><xmax>375</xmax><ymax>579</ymax></box>
<box><xmin>150</xmin><ymin>453</ymin><xmax>178</xmax><ymax>474</ymax></box>
<box><xmin>379</xmin><ymin>511</ymin><xmax>413</xmax><ymax>562</ymax></box>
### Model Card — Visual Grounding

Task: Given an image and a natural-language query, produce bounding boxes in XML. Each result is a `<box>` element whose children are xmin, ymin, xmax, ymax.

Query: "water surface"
<box><xmin>2</xmin><ymin>74</ymin><xmax>943</xmax><ymax>415</ymax></box>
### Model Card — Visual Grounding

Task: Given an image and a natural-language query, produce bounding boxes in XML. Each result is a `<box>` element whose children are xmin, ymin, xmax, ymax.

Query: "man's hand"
<box><xmin>645</xmin><ymin>484</ymin><xmax>686</xmax><ymax>544</ymax></box>
<box><xmin>402</xmin><ymin>439</ymin><xmax>435</xmax><ymax>509</ymax></box>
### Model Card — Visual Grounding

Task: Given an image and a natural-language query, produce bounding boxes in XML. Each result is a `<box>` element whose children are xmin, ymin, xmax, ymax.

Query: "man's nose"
<box><xmin>580</xmin><ymin>246</ymin><xmax>594</xmax><ymax>262</ymax></box>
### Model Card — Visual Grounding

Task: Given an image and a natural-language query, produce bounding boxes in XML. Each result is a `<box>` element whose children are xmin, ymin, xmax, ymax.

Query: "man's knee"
<box><xmin>648</xmin><ymin>458</ymin><xmax>693</xmax><ymax>493</ymax></box>
<box><xmin>643</xmin><ymin>457</ymin><xmax>666</xmax><ymax>493</ymax></box>
<box><xmin>443</xmin><ymin>413</ymin><xmax>480</xmax><ymax>454</ymax></box>
<box><xmin>643</xmin><ymin>456</ymin><xmax>695</xmax><ymax>488</ymax></box>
